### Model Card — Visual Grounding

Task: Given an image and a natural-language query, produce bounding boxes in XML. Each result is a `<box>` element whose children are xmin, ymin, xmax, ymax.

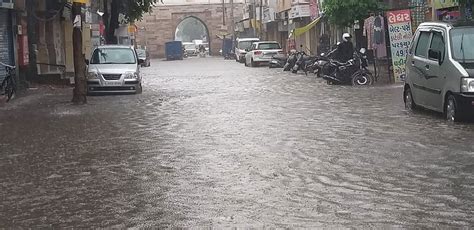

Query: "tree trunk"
<box><xmin>106</xmin><ymin>0</ymin><xmax>120</xmax><ymax>44</ymax></box>
<box><xmin>71</xmin><ymin>3</ymin><xmax>87</xmax><ymax>104</ymax></box>
<box><xmin>103</xmin><ymin>0</ymin><xmax>110</xmax><ymax>43</ymax></box>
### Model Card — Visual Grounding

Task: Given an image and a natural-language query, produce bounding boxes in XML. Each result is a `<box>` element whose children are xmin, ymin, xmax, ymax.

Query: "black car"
<box><xmin>136</xmin><ymin>49</ymin><xmax>151</xmax><ymax>67</ymax></box>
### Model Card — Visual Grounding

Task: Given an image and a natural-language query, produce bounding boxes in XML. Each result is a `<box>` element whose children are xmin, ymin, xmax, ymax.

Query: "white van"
<box><xmin>235</xmin><ymin>38</ymin><xmax>260</xmax><ymax>63</ymax></box>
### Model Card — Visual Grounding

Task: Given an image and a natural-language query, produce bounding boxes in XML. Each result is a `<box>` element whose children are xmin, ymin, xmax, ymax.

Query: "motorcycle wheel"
<box><xmin>351</xmin><ymin>71</ymin><xmax>373</xmax><ymax>86</ymax></box>
<box><xmin>283</xmin><ymin>63</ymin><xmax>291</xmax><ymax>71</ymax></box>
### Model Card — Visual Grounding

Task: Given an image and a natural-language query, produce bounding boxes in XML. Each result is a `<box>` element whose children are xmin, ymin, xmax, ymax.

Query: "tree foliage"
<box><xmin>103</xmin><ymin>0</ymin><xmax>160</xmax><ymax>44</ymax></box>
<box><xmin>323</xmin><ymin>0</ymin><xmax>380</xmax><ymax>27</ymax></box>
<box><xmin>122</xmin><ymin>0</ymin><xmax>160</xmax><ymax>22</ymax></box>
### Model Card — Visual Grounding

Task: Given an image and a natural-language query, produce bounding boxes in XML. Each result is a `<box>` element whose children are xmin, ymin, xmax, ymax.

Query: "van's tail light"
<box><xmin>254</xmin><ymin>51</ymin><xmax>262</xmax><ymax>55</ymax></box>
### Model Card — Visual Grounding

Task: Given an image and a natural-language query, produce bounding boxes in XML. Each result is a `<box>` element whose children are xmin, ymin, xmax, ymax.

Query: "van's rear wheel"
<box><xmin>404</xmin><ymin>87</ymin><xmax>416</xmax><ymax>112</ymax></box>
<box><xmin>445</xmin><ymin>94</ymin><xmax>463</xmax><ymax>122</ymax></box>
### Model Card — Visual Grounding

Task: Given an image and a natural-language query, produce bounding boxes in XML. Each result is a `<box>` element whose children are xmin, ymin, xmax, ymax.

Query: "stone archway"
<box><xmin>174</xmin><ymin>16</ymin><xmax>211</xmax><ymax>55</ymax></box>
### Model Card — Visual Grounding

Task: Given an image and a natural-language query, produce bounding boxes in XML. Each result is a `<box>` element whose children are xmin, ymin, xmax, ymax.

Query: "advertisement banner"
<box><xmin>387</xmin><ymin>9</ymin><xmax>413</xmax><ymax>82</ymax></box>
<box><xmin>433</xmin><ymin>0</ymin><xmax>459</xmax><ymax>9</ymax></box>
<box><xmin>309</xmin><ymin>0</ymin><xmax>319</xmax><ymax>20</ymax></box>
<box><xmin>289</xmin><ymin>4</ymin><xmax>311</xmax><ymax>19</ymax></box>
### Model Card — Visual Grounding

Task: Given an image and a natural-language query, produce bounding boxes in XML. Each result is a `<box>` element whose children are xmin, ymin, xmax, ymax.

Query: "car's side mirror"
<box><xmin>138</xmin><ymin>59</ymin><xmax>145</xmax><ymax>65</ymax></box>
<box><xmin>85</xmin><ymin>59</ymin><xmax>89</xmax><ymax>65</ymax></box>
<box><xmin>428</xmin><ymin>49</ymin><xmax>442</xmax><ymax>65</ymax></box>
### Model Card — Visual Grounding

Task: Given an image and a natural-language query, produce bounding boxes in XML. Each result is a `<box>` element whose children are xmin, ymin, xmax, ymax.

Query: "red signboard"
<box><xmin>17</xmin><ymin>35</ymin><xmax>29</xmax><ymax>67</ymax></box>
<box><xmin>387</xmin><ymin>10</ymin><xmax>411</xmax><ymax>24</ymax></box>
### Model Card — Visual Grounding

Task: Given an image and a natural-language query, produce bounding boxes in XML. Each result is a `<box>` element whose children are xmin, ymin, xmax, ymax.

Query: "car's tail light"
<box><xmin>254</xmin><ymin>51</ymin><xmax>262</xmax><ymax>55</ymax></box>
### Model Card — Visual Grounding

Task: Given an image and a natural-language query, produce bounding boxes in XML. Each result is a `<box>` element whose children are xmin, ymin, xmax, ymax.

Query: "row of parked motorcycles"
<box><xmin>269</xmin><ymin>46</ymin><xmax>375</xmax><ymax>86</ymax></box>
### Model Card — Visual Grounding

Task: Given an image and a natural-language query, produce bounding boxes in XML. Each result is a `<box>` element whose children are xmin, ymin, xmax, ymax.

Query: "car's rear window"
<box><xmin>258</xmin><ymin>43</ymin><xmax>281</xmax><ymax>50</ymax></box>
<box><xmin>91</xmin><ymin>48</ymin><xmax>136</xmax><ymax>64</ymax></box>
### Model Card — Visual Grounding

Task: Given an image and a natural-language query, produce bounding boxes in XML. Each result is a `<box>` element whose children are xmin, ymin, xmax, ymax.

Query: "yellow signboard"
<box><xmin>73</xmin><ymin>0</ymin><xmax>89</xmax><ymax>3</ymax></box>
<box><xmin>433</xmin><ymin>0</ymin><xmax>459</xmax><ymax>10</ymax></box>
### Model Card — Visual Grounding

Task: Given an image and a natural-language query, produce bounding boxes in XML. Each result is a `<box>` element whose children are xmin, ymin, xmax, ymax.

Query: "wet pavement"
<box><xmin>1</xmin><ymin>57</ymin><xmax>473</xmax><ymax>228</ymax></box>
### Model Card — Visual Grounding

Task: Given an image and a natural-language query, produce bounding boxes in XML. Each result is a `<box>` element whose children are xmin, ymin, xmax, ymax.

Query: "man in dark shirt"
<box><xmin>335</xmin><ymin>33</ymin><xmax>354</xmax><ymax>62</ymax></box>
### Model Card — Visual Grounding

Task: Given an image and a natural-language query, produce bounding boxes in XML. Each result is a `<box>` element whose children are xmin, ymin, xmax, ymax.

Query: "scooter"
<box><xmin>269</xmin><ymin>54</ymin><xmax>288</xmax><ymax>68</ymax></box>
<box><xmin>283</xmin><ymin>50</ymin><xmax>300</xmax><ymax>71</ymax></box>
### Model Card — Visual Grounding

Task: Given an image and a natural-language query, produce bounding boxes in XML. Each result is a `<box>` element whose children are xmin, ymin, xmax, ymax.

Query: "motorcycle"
<box><xmin>321</xmin><ymin>48</ymin><xmax>373</xmax><ymax>86</ymax></box>
<box><xmin>269</xmin><ymin>54</ymin><xmax>288</xmax><ymax>68</ymax></box>
<box><xmin>291</xmin><ymin>51</ymin><xmax>311</xmax><ymax>74</ymax></box>
<box><xmin>305</xmin><ymin>52</ymin><xmax>332</xmax><ymax>77</ymax></box>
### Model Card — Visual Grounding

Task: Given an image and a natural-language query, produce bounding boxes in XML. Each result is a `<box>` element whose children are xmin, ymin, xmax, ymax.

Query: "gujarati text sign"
<box><xmin>387</xmin><ymin>9</ymin><xmax>413</xmax><ymax>83</ymax></box>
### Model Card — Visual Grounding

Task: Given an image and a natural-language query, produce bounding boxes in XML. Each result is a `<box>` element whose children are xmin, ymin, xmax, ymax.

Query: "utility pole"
<box><xmin>253</xmin><ymin>0</ymin><xmax>257</xmax><ymax>37</ymax></box>
<box><xmin>230</xmin><ymin>0</ymin><xmax>235</xmax><ymax>42</ymax></box>
<box><xmin>259</xmin><ymin>0</ymin><xmax>263</xmax><ymax>39</ymax></box>
<box><xmin>222</xmin><ymin>0</ymin><xmax>226</xmax><ymax>26</ymax></box>
<box><xmin>26</xmin><ymin>0</ymin><xmax>37</xmax><ymax>81</ymax></box>
<box><xmin>71</xmin><ymin>2</ymin><xmax>87</xmax><ymax>104</ymax></box>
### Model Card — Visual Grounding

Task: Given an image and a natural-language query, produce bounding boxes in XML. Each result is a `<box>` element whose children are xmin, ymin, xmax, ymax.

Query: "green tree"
<box><xmin>323</xmin><ymin>0</ymin><xmax>380</xmax><ymax>27</ymax></box>
<box><xmin>103</xmin><ymin>0</ymin><xmax>160</xmax><ymax>44</ymax></box>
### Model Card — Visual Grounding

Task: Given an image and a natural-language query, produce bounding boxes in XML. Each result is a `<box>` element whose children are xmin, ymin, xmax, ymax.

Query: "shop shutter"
<box><xmin>0</xmin><ymin>9</ymin><xmax>14</xmax><ymax>84</ymax></box>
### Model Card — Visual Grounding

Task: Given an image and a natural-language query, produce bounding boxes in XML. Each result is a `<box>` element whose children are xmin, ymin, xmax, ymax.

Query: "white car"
<box><xmin>245</xmin><ymin>41</ymin><xmax>283</xmax><ymax>67</ymax></box>
<box><xmin>235</xmin><ymin>38</ymin><xmax>260</xmax><ymax>63</ymax></box>
<box><xmin>86</xmin><ymin>45</ymin><xmax>143</xmax><ymax>94</ymax></box>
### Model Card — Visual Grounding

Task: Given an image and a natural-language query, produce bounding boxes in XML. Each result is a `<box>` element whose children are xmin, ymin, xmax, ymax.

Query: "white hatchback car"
<box><xmin>245</xmin><ymin>41</ymin><xmax>283</xmax><ymax>67</ymax></box>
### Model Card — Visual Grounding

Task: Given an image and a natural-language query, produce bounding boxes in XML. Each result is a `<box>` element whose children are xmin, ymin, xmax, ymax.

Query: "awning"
<box><xmin>292</xmin><ymin>16</ymin><xmax>322</xmax><ymax>37</ymax></box>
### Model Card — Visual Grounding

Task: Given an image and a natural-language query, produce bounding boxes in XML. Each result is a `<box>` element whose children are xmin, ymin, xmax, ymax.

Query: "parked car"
<box><xmin>244</xmin><ymin>41</ymin><xmax>283</xmax><ymax>67</ymax></box>
<box><xmin>183</xmin><ymin>42</ymin><xmax>197</xmax><ymax>56</ymax></box>
<box><xmin>404</xmin><ymin>21</ymin><xmax>474</xmax><ymax>121</ymax></box>
<box><xmin>86</xmin><ymin>45</ymin><xmax>143</xmax><ymax>94</ymax></box>
<box><xmin>235</xmin><ymin>38</ymin><xmax>259</xmax><ymax>63</ymax></box>
<box><xmin>136</xmin><ymin>48</ymin><xmax>150</xmax><ymax>67</ymax></box>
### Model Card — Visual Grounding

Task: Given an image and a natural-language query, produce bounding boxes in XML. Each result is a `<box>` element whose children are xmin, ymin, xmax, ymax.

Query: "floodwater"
<box><xmin>0</xmin><ymin>57</ymin><xmax>473</xmax><ymax>228</ymax></box>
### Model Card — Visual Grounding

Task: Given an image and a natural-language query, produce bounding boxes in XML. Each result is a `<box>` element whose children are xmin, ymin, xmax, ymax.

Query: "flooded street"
<box><xmin>1</xmin><ymin>57</ymin><xmax>473</xmax><ymax>227</ymax></box>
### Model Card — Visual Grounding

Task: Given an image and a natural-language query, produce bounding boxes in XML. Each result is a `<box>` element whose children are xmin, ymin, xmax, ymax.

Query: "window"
<box><xmin>451</xmin><ymin>27</ymin><xmax>474</xmax><ymax>62</ymax></box>
<box><xmin>238</xmin><ymin>41</ymin><xmax>257</xmax><ymax>50</ymax></box>
<box><xmin>250</xmin><ymin>44</ymin><xmax>257</xmax><ymax>50</ymax></box>
<box><xmin>257</xmin><ymin>43</ymin><xmax>281</xmax><ymax>50</ymax></box>
<box><xmin>429</xmin><ymin>32</ymin><xmax>445</xmax><ymax>61</ymax></box>
<box><xmin>91</xmin><ymin>48</ymin><xmax>136</xmax><ymax>64</ymax></box>
<box><xmin>415</xmin><ymin>31</ymin><xmax>431</xmax><ymax>57</ymax></box>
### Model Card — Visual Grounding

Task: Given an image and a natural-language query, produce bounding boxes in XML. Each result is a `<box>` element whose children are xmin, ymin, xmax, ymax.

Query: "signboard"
<box><xmin>309</xmin><ymin>0</ymin><xmax>319</xmax><ymax>20</ymax></box>
<box><xmin>0</xmin><ymin>0</ymin><xmax>14</xmax><ymax>9</ymax></box>
<box><xmin>433</xmin><ymin>0</ymin><xmax>459</xmax><ymax>9</ymax></box>
<box><xmin>289</xmin><ymin>4</ymin><xmax>310</xmax><ymax>19</ymax></box>
<box><xmin>73</xmin><ymin>0</ymin><xmax>89</xmax><ymax>3</ymax></box>
<box><xmin>387</xmin><ymin>9</ymin><xmax>413</xmax><ymax>83</ymax></box>
<box><xmin>263</xmin><ymin>7</ymin><xmax>275</xmax><ymax>23</ymax></box>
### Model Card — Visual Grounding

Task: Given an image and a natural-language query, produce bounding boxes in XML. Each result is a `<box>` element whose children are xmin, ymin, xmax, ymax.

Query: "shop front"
<box><xmin>0</xmin><ymin>4</ymin><xmax>15</xmax><ymax>84</ymax></box>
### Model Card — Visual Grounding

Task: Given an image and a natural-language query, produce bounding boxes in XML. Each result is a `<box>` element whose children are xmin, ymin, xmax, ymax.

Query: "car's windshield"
<box><xmin>91</xmin><ymin>48</ymin><xmax>136</xmax><ymax>64</ymax></box>
<box><xmin>258</xmin><ymin>43</ymin><xmax>281</xmax><ymax>50</ymax></box>
<box><xmin>136</xmin><ymin>49</ymin><xmax>146</xmax><ymax>58</ymax></box>
<box><xmin>184</xmin><ymin>44</ymin><xmax>195</xmax><ymax>50</ymax></box>
<box><xmin>451</xmin><ymin>27</ymin><xmax>474</xmax><ymax>62</ymax></box>
<box><xmin>238</xmin><ymin>41</ymin><xmax>257</xmax><ymax>49</ymax></box>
